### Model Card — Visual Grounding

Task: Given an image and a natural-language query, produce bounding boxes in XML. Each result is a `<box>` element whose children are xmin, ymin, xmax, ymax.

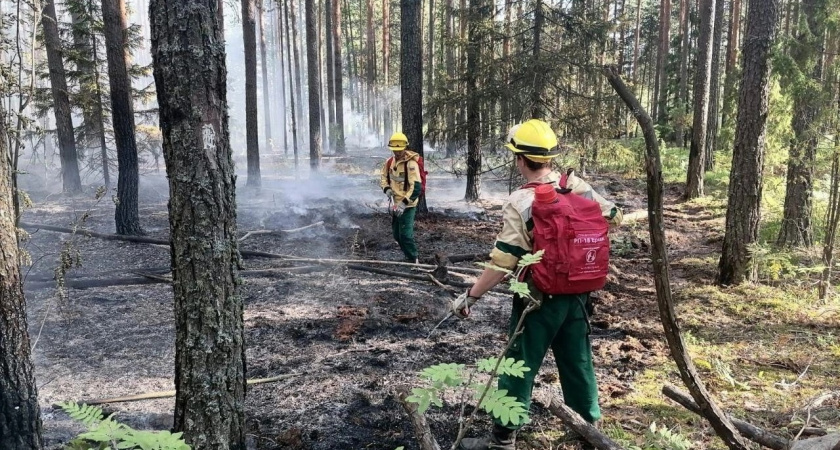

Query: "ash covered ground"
<box><xmin>19</xmin><ymin>151</ymin><xmax>666</xmax><ymax>450</ymax></box>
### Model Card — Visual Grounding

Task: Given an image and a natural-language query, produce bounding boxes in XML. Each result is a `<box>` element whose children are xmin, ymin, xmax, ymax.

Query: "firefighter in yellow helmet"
<box><xmin>380</xmin><ymin>132</ymin><xmax>422</xmax><ymax>263</ymax></box>
<box><xmin>452</xmin><ymin>120</ymin><xmax>622</xmax><ymax>450</ymax></box>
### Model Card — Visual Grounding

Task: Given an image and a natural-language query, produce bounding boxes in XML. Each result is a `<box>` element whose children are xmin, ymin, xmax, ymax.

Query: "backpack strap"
<box><xmin>403</xmin><ymin>160</ymin><xmax>411</xmax><ymax>192</ymax></box>
<box><xmin>386</xmin><ymin>157</ymin><xmax>394</xmax><ymax>185</ymax></box>
<box><xmin>559</xmin><ymin>168</ymin><xmax>574</xmax><ymax>194</ymax></box>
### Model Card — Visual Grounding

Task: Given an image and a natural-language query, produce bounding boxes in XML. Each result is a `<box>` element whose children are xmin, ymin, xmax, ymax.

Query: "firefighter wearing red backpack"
<box><xmin>452</xmin><ymin>120</ymin><xmax>623</xmax><ymax>450</ymax></box>
<box><xmin>380</xmin><ymin>132</ymin><xmax>426</xmax><ymax>263</ymax></box>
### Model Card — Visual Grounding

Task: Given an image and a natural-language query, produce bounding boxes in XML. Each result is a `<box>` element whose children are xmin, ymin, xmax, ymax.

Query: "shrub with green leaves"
<box><xmin>406</xmin><ymin>358</ymin><xmax>530</xmax><ymax>427</ymax></box>
<box><xmin>407</xmin><ymin>251</ymin><xmax>544</xmax><ymax>432</ymax></box>
<box><xmin>59</xmin><ymin>401</ymin><xmax>190</xmax><ymax>450</ymax></box>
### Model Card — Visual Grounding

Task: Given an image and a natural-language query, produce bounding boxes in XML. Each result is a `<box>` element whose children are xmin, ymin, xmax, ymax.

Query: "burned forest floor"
<box><xmin>18</xmin><ymin>153</ymin><xmax>840</xmax><ymax>450</ymax></box>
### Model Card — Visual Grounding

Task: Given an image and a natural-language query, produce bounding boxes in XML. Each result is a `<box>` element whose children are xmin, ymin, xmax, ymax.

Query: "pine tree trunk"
<box><xmin>445</xmin><ymin>0</ymin><xmax>457</xmax><ymax>158</ymax></box>
<box><xmin>317</xmin><ymin>0</ymin><xmax>328</xmax><ymax>152</ymax></box>
<box><xmin>275</xmin><ymin>6</ymin><xmax>290</xmax><ymax>155</ymax></box>
<box><xmin>722</xmin><ymin>0</ymin><xmax>742</xmax><ymax>129</ymax></box>
<box><xmin>465</xmin><ymin>0</ymin><xmax>482</xmax><ymax>201</ymax></box>
<box><xmin>401</xmin><ymin>0</ymin><xmax>425</xmax><ymax>211</ymax></box>
<box><xmin>41</xmin><ymin>0</ymin><xmax>82</xmax><ymax>194</ymax></box>
<box><xmin>306</xmin><ymin>0</ymin><xmax>322</xmax><ymax>171</ymax></box>
<box><xmin>654</xmin><ymin>0</ymin><xmax>671</xmax><ymax>123</ymax></box>
<box><xmin>675</xmin><ymin>0</ymin><xmax>689</xmax><ymax>147</ymax></box>
<box><xmin>366</xmin><ymin>0</ymin><xmax>376</xmax><ymax>134</ymax></box>
<box><xmin>242</xmin><ymin>0</ymin><xmax>261</xmax><ymax>186</ymax></box>
<box><xmin>0</xmin><ymin>104</ymin><xmax>43</xmax><ymax>450</ymax></box>
<box><xmin>427</xmin><ymin>0</ymin><xmax>435</xmax><ymax>97</ymax></box>
<box><xmin>325</xmin><ymin>0</ymin><xmax>336</xmax><ymax>149</ymax></box>
<box><xmin>290</xmin><ymin>0</ymin><xmax>305</xmax><ymax>137</ymax></box>
<box><xmin>705</xmin><ymin>0</ymin><xmax>725</xmax><ymax>170</ymax></box>
<box><xmin>777</xmin><ymin>0</ymin><xmax>826</xmax><ymax>247</ymax></box>
<box><xmin>531</xmin><ymin>0</ymin><xmax>544</xmax><ymax>119</ymax></box>
<box><xmin>332</xmin><ymin>0</ymin><xmax>346</xmax><ymax>153</ymax></box>
<box><xmin>284</xmin><ymin>0</ymin><xmax>301</xmax><ymax>173</ymax></box>
<box><xmin>151</xmin><ymin>1</ymin><xmax>246</xmax><ymax>447</ymax></box>
<box><xmin>382</xmin><ymin>0</ymin><xmax>391</xmax><ymax>139</ymax></box>
<box><xmin>632</xmin><ymin>0</ymin><xmax>642</xmax><ymax>81</ymax></box>
<box><xmin>102</xmin><ymin>0</ymin><xmax>141</xmax><ymax>234</ymax></box>
<box><xmin>718</xmin><ymin>0</ymin><xmax>779</xmax><ymax>285</ymax></box>
<box><xmin>685</xmin><ymin>0</ymin><xmax>716</xmax><ymax>199</ymax></box>
<box><xmin>259</xmin><ymin>0</ymin><xmax>273</xmax><ymax>151</ymax></box>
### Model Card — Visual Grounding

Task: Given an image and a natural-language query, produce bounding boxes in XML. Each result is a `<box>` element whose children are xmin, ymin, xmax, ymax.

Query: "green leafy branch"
<box><xmin>408</xmin><ymin>251</ymin><xmax>545</xmax><ymax>450</ymax></box>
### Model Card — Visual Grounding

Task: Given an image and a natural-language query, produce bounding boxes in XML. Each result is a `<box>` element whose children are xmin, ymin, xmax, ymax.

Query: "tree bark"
<box><xmin>243</xmin><ymin>0</ymin><xmax>261</xmax><ymax>187</ymax></box>
<box><xmin>464</xmin><ymin>0</ymin><xmax>482</xmax><ymax>201</ymax></box>
<box><xmin>275</xmin><ymin>4</ymin><xmax>289</xmax><ymax>155</ymax></box>
<box><xmin>284</xmin><ymin>0</ymin><xmax>301</xmax><ymax>173</ymax></box>
<box><xmin>306</xmin><ymin>0</ymin><xmax>323</xmax><ymax>171</ymax></box>
<box><xmin>382</xmin><ymin>0</ymin><xmax>392</xmax><ymax>139</ymax></box>
<box><xmin>722</xmin><ymin>0</ymin><xmax>742</xmax><ymax>129</ymax></box>
<box><xmin>531</xmin><ymin>0</ymin><xmax>545</xmax><ymax>119</ymax></box>
<box><xmin>290</xmin><ymin>0</ymin><xmax>305</xmax><ymax>141</ymax></box>
<box><xmin>401</xmin><ymin>0</ymin><xmax>425</xmax><ymax>211</ymax></box>
<box><xmin>325</xmin><ymin>0</ymin><xmax>336</xmax><ymax>150</ymax></box>
<box><xmin>102</xmin><ymin>0</ymin><xmax>141</xmax><ymax>234</ymax></box>
<box><xmin>0</xmin><ymin>101</ymin><xmax>43</xmax><ymax>450</ymax></box>
<box><xmin>675</xmin><ymin>0</ymin><xmax>689</xmax><ymax>147</ymax></box>
<box><xmin>259</xmin><ymin>0</ymin><xmax>273</xmax><ymax>152</ymax></box>
<box><xmin>717</xmin><ymin>0</ymin><xmax>780</xmax><ymax>285</ymax></box>
<box><xmin>705</xmin><ymin>0</ymin><xmax>725</xmax><ymax>169</ymax></box>
<box><xmin>653</xmin><ymin>0</ymin><xmax>671</xmax><ymax>123</ymax></box>
<box><xmin>149</xmin><ymin>0</ymin><xmax>246</xmax><ymax>448</ymax></box>
<box><xmin>684</xmin><ymin>0</ymin><xmax>716</xmax><ymax>199</ymax></box>
<box><xmin>632</xmin><ymin>0</ymin><xmax>642</xmax><ymax>81</ymax></box>
<box><xmin>444</xmin><ymin>0</ymin><xmax>457</xmax><ymax>158</ymax></box>
<box><xmin>41</xmin><ymin>0</ymin><xmax>83</xmax><ymax>194</ymax></box>
<box><xmin>332</xmin><ymin>0</ymin><xmax>346</xmax><ymax>153</ymax></box>
<box><xmin>777</xmin><ymin>0</ymin><xmax>827</xmax><ymax>247</ymax></box>
<box><xmin>427</xmin><ymin>0</ymin><xmax>435</xmax><ymax>97</ymax></box>
<box><xmin>604</xmin><ymin>66</ymin><xmax>749</xmax><ymax>450</ymax></box>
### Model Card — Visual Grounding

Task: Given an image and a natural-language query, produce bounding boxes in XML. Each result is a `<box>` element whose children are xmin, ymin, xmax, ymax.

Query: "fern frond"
<box><xmin>58</xmin><ymin>401</ymin><xmax>104</xmax><ymax>427</ymax></box>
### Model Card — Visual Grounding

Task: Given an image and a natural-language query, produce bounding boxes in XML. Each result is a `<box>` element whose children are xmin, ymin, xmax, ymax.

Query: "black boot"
<box><xmin>459</xmin><ymin>424</ymin><xmax>517</xmax><ymax>450</ymax></box>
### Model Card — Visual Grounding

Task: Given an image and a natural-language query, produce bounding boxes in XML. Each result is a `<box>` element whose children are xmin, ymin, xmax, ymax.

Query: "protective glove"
<box><xmin>393</xmin><ymin>203</ymin><xmax>407</xmax><ymax>217</ymax></box>
<box><xmin>384</xmin><ymin>187</ymin><xmax>395</xmax><ymax>200</ymax></box>
<box><xmin>451</xmin><ymin>288</ymin><xmax>480</xmax><ymax>319</ymax></box>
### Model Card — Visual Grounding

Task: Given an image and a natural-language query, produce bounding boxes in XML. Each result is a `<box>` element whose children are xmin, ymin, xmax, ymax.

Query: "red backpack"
<box><xmin>520</xmin><ymin>173</ymin><xmax>610</xmax><ymax>295</ymax></box>
<box><xmin>386</xmin><ymin>156</ymin><xmax>428</xmax><ymax>195</ymax></box>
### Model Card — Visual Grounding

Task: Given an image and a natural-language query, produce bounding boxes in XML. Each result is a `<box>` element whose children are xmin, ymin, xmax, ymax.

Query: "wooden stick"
<box><xmin>662</xmin><ymin>385</ymin><xmax>789</xmax><ymax>450</ymax></box>
<box><xmin>543</xmin><ymin>396</ymin><xmax>626</xmax><ymax>450</ymax></box>
<box><xmin>396</xmin><ymin>386</ymin><xmax>442</xmax><ymax>450</ymax></box>
<box><xmin>238</xmin><ymin>221</ymin><xmax>325</xmax><ymax>241</ymax></box>
<box><xmin>345</xmin><ymin>264</ymin><xmax>511</xmax><ymax>294</ymax></box>
<box><xmin>69</xmin><ymin>374</ymin><xmax>299</xmax><ymax>406</ymax></box>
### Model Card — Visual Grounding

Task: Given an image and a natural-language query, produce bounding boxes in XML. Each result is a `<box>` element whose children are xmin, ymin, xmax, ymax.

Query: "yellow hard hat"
<box><xmin>505</xmin><ymin>119</ymin><xmax>560</xmax><ymax>163</ymax></box>
<box><xmin>388</xmin><ymin>132</ymin><xmax>409</xmax><ymax>151</ymax></box>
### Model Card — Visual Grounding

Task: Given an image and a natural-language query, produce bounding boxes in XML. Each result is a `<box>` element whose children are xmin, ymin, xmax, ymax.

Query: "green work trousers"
<box><xmin>497</xmin><ymin>292</ymin><xmax>601</xmax><ymax>428</ymax></box>
<box><xmin>391</xmin><ymin>206</ymin><xmax>417</xmax><ymax>260</ymax></box>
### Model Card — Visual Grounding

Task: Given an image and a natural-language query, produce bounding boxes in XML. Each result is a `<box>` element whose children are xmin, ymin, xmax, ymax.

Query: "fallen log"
<box><xmin>65</xmin><ymin>373</ymin><xmax>299</xmax><ymax>406</ymax></box>
<box><xmin>543</xmin><ymin>396</ymin><xmax>625</xmax><ymax>450</ymax></box>
<box><xmin>25</xmin><ymin>266</ymin><xmax>172</xmax><ymax>283</ymax></box>
<box><xmin>662</xmin><ymin>385</ymin><xmax>789</xmax><ymax>450</ymax></box>
<box><xmin>25</xmin><ymin>266</ymin><xmax>328</xmax><ymax>290</ymax></box>
<box><xmin>21</xmin><ymin>222</ymin><xmax>169</xmax><ymax>245</ymax></box>
<box><xmin>396</xmin><ymin>386</ymin><xmax>442</xmax><ymax>450</ymax></box>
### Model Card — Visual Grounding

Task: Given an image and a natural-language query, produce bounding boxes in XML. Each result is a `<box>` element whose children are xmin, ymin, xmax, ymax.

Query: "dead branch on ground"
<box><xmin>662</xmin><ymin>385</ymin><xmax>789</xmax><ymax>450</ymax></box>
<box><xmin>542</xmin><ymin>396</ymin><xmax>625</xmax><ymax>450</ymax></box>
<box><xmin>238</xmin><ymin>221</ymin><xmax>325</xmax><ymax>241</ymax></box>
<box><xmin>66</xmin><ymin>374</ymin><xmax>299</xmax><ymax>406</ymax></box>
